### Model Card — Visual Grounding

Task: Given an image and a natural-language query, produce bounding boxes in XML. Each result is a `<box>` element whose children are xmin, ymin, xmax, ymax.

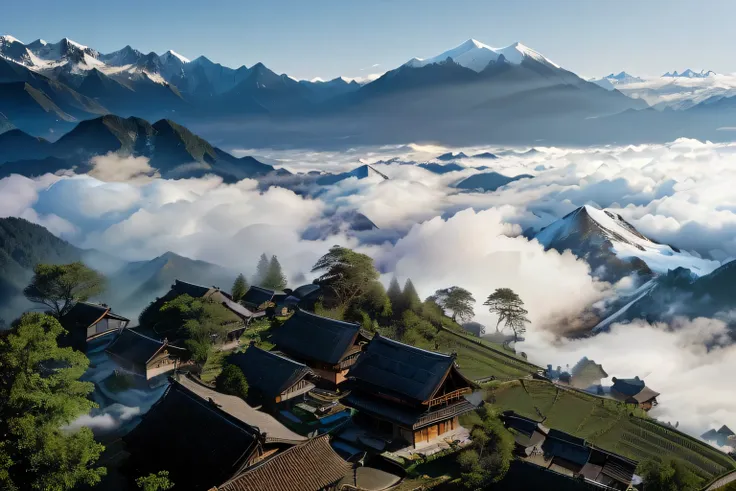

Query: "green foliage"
<box><xmin>484</xmin><ymin>288</ymin><xmax>530</xmax><ymax>340</ymax></box>
<box><xmin>311</xmin><ymin>246</ymin><xmax>381</xmax><ymax>307</ymax></box>
<box><xmin>457</xmin><ymin>406</ymin><xmax>514</xmax><ymax>490</ymax></box>
<box><xmin>431</xmin><ymin>286</ymin><xmax>476</xmax><ymax>322</ymax></box>
<box><xmin>231</xmin><ymin>274</ymin><xmax>248</xmax><ymax>302</ymax></box>
<box><xmin>637</xmin><ymin>458</ymin><xmax>700</xmax><ymax>491</ymax></box>
<box><xmin>136</xmin><ymin>470</ymin><xmax>174</xmax><ymax>491</ymax></box>
<box><xmin>156</xmin><ymin>294</ymin><xmax>240</xmax><ymax>364</ymax></box>
<box><xmin>23</xmin><ymin>262</ymin><xmax>106</xmax><ymax>318</ymax></box>
<box><xmin>401</xmin><ymin>310</ymin><xmax>438</xmax><ymax>342</ymax></box>
<box><xmin>215</xmin><ymin>364</ymin><xmax>249</xmax><ymax>400</ymax></box>
<box><xmin>0</xmin><ymin>313</ymin><xmax>106</xmax><ymax>491</ymax></box>
<box><xmin>253</xmin><ymin>253</ymin><xmax>270</xmax><ymax>286</ymax></box>
<box><xmin>314</xmin><ymin>301</ymin><xmax>346</xmax><ymax>321</ymax></box>
<box><xmin>400</xmin><ymin>279</ymin><xmax>422</xmax><ymax>314</ymax></box>
<box><xmin>261</xmin><ymin>256</ymin><xmax>287</xmax><ymax>290</ymax></box>
<box><xmin>386</xmin><ymin>277</ymin><xmax>402</xmax><ymax>313</ymax></box>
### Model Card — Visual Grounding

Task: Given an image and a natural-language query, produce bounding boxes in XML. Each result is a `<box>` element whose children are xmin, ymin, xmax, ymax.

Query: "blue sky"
<box><xmin>2</xmin><ymin>0</ymin><xmax>735</xmax><ymax>80</ymax></box>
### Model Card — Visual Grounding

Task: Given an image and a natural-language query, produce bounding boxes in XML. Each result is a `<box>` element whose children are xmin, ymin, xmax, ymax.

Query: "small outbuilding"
<box><xmin>61</xmin><ymin>301</ymin><xmax>129</xmax><ymax>351</ymax></box>
<box><xmin>105</xmin><ymin>328</ymin><xmax>187</xmax><ymax>380</ymax></box>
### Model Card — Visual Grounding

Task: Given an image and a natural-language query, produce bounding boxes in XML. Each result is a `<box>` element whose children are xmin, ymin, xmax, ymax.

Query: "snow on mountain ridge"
<box><xmin>536</xmin><ymin>205</ymin><xmax>720</xmax><ymax>277</ymax></box>
<box><xmin>404</xmin><ymin>38</ymin><xmax>559</xmax><ymax>73</ymax></box>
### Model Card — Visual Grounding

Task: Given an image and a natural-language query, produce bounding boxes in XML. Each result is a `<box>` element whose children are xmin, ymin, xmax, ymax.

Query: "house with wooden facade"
<box><xmin>124</xmin><ymin>376</ymin><xmax>306</xmax><ymax>491</ymax></box>
<box><xmin>343</xmin><ymin>334</ymin><xmax>477</xmax><ymax>449</ymax></box>
<box><xmin>610</xmin><ymin>376</ymin><xmax>660</xmax><ymax>411</ymax></box>
<box><xmin>212</xmin><ymin>434</ymin><xmax>353</xmax><ymax>491</ymax></box>
<box><xmin>105</xmin><ymin>328</ymin><xmax>187</xmax><ymax>380</ymax></box>
<box><xmin>61</xmin><ymin>301</ymin><xmax>130</xmax><ymax>352</ymax></box>
<box><xmin>241</xmin><ymin>285</ymin><xmax>288</xmax><ymax>315</ymax></box>
<box><xmin>228</xmin><ymin>345</ymin><xmax>315</xmax><ymax>406</ymax></box>
<box><xmin>502</xmin><ymin>411</ymin><xmax>638</xmax><ymax>490</ymax></box>
<box><xmin>271</xmin><ymin>308</ymin><xmax>370</xmax><ymax>386</ymax></box>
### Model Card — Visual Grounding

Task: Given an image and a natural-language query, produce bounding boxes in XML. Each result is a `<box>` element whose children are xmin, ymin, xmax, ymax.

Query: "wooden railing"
<box><xmin>428</xmin><ymin>388</ymin><xmax>472</xmax><ymax>408</ymax></box>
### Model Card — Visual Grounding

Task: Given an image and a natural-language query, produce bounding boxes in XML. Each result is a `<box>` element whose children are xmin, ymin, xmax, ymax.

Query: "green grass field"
<box><xmin>433</xmin><ymin>328</ymin><xmax>541</xmax><ymax>381</ymax></box>
<box><xmin>489</xmin><ymin>379</ymin><xmax>736</xmax><ymax>484</ymax></box>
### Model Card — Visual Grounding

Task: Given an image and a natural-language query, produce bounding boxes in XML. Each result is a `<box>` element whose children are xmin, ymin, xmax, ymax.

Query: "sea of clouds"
<box><xmin>3</xmin><ymin>138</ymin><xmax>736</xmax><ymax>442</ymax></box>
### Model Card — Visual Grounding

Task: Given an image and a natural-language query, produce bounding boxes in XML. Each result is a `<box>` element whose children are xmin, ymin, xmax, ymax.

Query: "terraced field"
<box><xmin>490</xmin><ymin>379</ymin><xmax>736</xmax><ymax>484</ymax></box>
<box><xmin>434</xmin><ymin>328</ymin><xmax>541</xmax><ymax>381</ymax></box>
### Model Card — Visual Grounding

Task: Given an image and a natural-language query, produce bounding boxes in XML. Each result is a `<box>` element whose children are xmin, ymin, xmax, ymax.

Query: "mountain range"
<box><xmin>0</xmin><ymin>216</ymin><xmax>239</xmax><ymax>323</ymax></box>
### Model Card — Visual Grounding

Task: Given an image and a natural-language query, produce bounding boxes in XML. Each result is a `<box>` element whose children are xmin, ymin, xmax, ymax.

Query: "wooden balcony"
<box><xmin>427</xmin><ymin>388</ymin><xmax>472</xmax><ymax>408</ymax></box>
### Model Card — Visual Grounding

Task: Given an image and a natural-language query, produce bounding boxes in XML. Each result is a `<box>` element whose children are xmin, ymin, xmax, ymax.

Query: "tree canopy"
<box><xmin>136</xmin><ymin>471</ymin><xmax>174</xmax><ymax>491</ymax></box>
<box><xmin>231</xmin><ymin>274</ymin><xmax>248</xmax><ymax>302</ymax></box>
<box><xmin>23</xmin><ymin>262</ymin><xmax>106</xmax><ymax>318</ymax></box>
<box><xmin>253</xmin><ymin>253</ymin><xmax>270</xmax><ymax>287</ymax></box>
<box><xmin>156</xmin><ymin>294</ymin><xmax>240</xmax><ymax>364</ymax></box>
<box><xmin>636</xmin><ymin>458</ymin><xmax>700</xmax><ymax>491</ymax></box>
<box><xmin>457</xmin><ymin>406</ymin><xmax>514</xmax><ymax>490</ymax></box>
<box><xmin>0</xmin><ymin>313</ymin><xmax>106</xmax><ymax>490</ymax></box>
<box><xmin>484</xmin><ymin>288</ymin><xmax>530</xmax><ymax>340</ymax></box>
<box><xmin>386</xmin><ymin>277</ymin><xmax>402</xmax><ymax>314</ymax></box>
<box><xmin>215</xmin><ymin>364</ymin><xmax>249</xmax><ymax>400</ymax></box>
<box><xmin>311</xmin><ymin>246</ymin><xmax>381</xmax><ymax>306</ymax></box>
<box><xmin>431</xmin><ymin>286</ymin><xmax>476</xmax><ymax>322</ymax></box>
<box><xmin>399</xmin><ymin>279</ymin><xmax>422</xmax><ymax>315</ymax></box>
<box><xmin>261</xmin><ymin>256</ymin><xmax>287</xmax><ymax>291</ymax></box>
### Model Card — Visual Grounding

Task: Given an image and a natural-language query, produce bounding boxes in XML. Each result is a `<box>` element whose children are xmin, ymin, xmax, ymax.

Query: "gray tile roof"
<box><xmin>228</xmin><ymin>347</ymin><xmax>313</xmax><ymax>399</ymax></box>
<box><xmin>106</xmin><ymin>328</ymin><xmax>167</xmax><ymax>366</ymax></box>
<box><xmin>271</xmin><ymin>308</ymin><xmax>362</xmax><ymax>365</ymax></box>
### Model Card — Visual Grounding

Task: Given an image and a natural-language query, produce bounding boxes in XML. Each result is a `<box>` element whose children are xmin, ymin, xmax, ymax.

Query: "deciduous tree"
<box><xmin>431</xmin><ymin>286</ymin><xmax>476</xmax><ymax>322</ymax></box>
<box><xmin>23</xmin><ymin>262</ymin><xmax>106</xmax><ymax>318</ymax></box>
<box><xmin>0</xmin><ymin>313</ymin><xmax>106</xmax><ymax>491</ymax></box>
<box><xmin>484</xmin><ymin>288</ymin><xmax>530</xmax><ymax>341</ymax></box>
<box><xmin>637</xmin><ymin>458</ymin><xmax>699</xmax><ymax>491</ymax></box>
<box><xmin>457</xmin><ymin>406</ymin><xmax>514</xmax><ymax>490</ymax></box>
<box><xmin>215</xmin><ymin>364</ymin><xmax>249</xmax><ymax>400</ymax></box>
<box><xmin>311</xmin><ymin>246</ymin><xmax>380</xmax><ymax>306</ymax></box>
<box><xmin>136</xmin><ymin>471</ymin><xmax>174</xmax><ymax>491</ymax></box>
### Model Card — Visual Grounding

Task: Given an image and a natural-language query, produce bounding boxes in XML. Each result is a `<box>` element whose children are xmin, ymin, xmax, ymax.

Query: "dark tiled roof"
<box><xmin>172</xmin><ymin>279</ymin><xmax>212</xmax><ymax>298</ymax></box>
<box><xmin>217</xmin><ymin>435</ymin><xmax>352</xmax><ymax>491</ymax></box>
<box><xmin>124</xmin><ymin>381</ymin><xmax>260</xmax><ymax>491</ymax></box>
<box><xmin>106</xmin><ymin>328</ymin><xmax>167</xmax><ymax>365</ymax></box>
<box><xmin>228</xmin><ymin>347</ymin><xmax>312</xmax><ymax>398</ymax></box>
<box><xmin>63</xmin><ymin>302</ymin><xmax>111</xmax><ymax>328</ymax></box>
<box><xmin>242</xmin><ymin>286</ymin><xmax>279</xmax><ymax>307</ymax></box>
<box><xmin>271</xmin><ymin>308</ymin><xmax>361</xmax><ymax>365</ymax></box>
<box><xmin>291</xmin><ymin>284</ymin><xmax>321</xmax><ymax>299</ymax></box>
<box><xmin>220</xmin><ymin>296</ymin><xmax>260</xmax><ymax>319</ymax></box>
<box><xmin>348</xmin><ymin>334</ymin><xmax>459</xmax><ymax>403</ymax></box>
<box><xmin>611</xmin><ymin>377</ymin><xmax>645</xmax><ymax>396</ymax></box>
<box><xmin>543</xmin><ymin>430</ymin><xmax>591</xmax><ymax>467</ymax></box>
<box><xmin>570</xmin><ymin>357</ymin><xmax>607</xmax><ymax>382</ymax></box>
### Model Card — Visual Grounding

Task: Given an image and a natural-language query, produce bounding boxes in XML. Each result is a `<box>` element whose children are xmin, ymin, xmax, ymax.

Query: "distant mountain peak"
<box><xmin>403</xmin><ymin>38</ymin><xmax>558</xmax><ymax>73</ymax></box>
<box><xmin>662</xmin><ymin>69</ymin><xmax>716</xmax><ymax>78</ymax></box>
<box><xmin>160</xmin><ymin>50</ymin><xmax>190</xmax><ymax>64</ymax></box>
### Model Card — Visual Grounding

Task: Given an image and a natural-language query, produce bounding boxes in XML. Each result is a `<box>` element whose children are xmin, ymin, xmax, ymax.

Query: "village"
<box><xmin>3</xmin><ymin>248</ymin><xmax>736</xmax><ymax>491</ymax></box>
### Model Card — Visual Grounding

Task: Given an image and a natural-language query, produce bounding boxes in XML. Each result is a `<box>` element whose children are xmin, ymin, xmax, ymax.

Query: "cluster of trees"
<box><xmin>457</xmin><ymin>406</ymin><xmax>515</xmax><ymax>490</ymax></box>
<box><xmin>23</xmin><ymin>262</ymin><xmax>106</xmax><ymax>319</ymax></box>
<box><xmin>229</xmin><ymin>253</ymin><xmax>287</xmax><ymax>302</ymax></box>
<box><xmin>636</xmin><ymin>458</ymin><xmax>700</xmax><ymax>491</ymax></box>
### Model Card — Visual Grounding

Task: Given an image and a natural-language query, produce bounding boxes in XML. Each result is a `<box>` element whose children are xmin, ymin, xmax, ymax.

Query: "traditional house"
<box><xmin>270</xmin><ymin>308</ymin><xmax>370</xmax><ymax>386</ymax></box>
<box><xmin>343</xmin><ymin>334</ymin><xmax>477</xmax><ymax>449</ymax></box>
<box><xmin>501</xmin><ymin>412</ymin><xmax>637</xmax><ymax>490</ymax></box>
<box><xmin>61</xmin><ymin>301</ymin><xmax>129</xmax><ymax>352</ymax></box>
<box><xmin>124</xmin><ymin>377</ymin><xmax>306</xmax><ymax>491</ymax></box>
<box><xmin>570</xmin><ymin>357</ymin><xmax>608</xmax><ymax>394</ymax></box>
<box><xmin>283</xmin><ymin>284</ymin><xmax>322</xmax><ymax>310</ymax></box>
<box><xmin>159</xmin><ymin>280</ymin><xmax>264</xmax><ymax>341</ymax></box>
<box><xmin>241</xmin><ymin>286</ymin><xmax>288</xmax><ymax>315</ymax></box>
<box><xmin>213</xmin><ymin>435</ymin><xmax>353</xmax><ymax>491</ymax></box>
<box><xmin>105</xmin><ymin>328</ymin><xmax>187</xmax><ymax>380</ymax></box>
<box><xmin>610</xmin><ymin>376</ymin><xmax>660</xmax><ymax>411</ymax></box>
<box><xmin>228</xmin><ymin>346</ymin><xmax>315</xmax><ymax>406</ymax></box>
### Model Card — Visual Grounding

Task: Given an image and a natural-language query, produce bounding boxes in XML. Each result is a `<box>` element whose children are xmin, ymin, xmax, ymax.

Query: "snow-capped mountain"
<box><xmin>535</xmin><ymin>205</ymin><xmax>719</xmax><ymax>283</ymax></box>
<box><xmin>590</xmin><ymin>72</ymin><xmax>644</xmax><ymax>91</ymax></box>
<box><xmin>404</xmin><ymin>38</ymin><xmax>559</xmax><ymax>72</ymax></box>
<box><xmin>662</xmin><ymin>69</ymin><xmax>716</xmax><ymax>78</ymax></box>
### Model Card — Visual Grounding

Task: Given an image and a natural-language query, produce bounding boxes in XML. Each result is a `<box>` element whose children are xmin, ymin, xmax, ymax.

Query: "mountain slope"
<box><xmin>455</xmin><ymin>171</ymin><xmax>532</xmax><ymax>191</ymax></box>
<box><xmin>535</xmin><ymin>205</ymin><xmax>719</xmax><ymax>283</ymax></box>
<box><xmin>0</xmin><ymin>115</ymin><xmax>275</xmax><ymax>181</ymax></box>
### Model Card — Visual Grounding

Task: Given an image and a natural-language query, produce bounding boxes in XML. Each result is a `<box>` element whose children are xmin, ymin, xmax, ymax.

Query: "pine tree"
<box><xmin>261</xmin><ymin>255</ymin><xmax>287</xmax><ymax>290</ymax></box>
<box><xmin>386</xmin><ymin>277</ymin><xmax>402</xmax><ymax>315</ymax></box>
<box><xmin>253</xmin><ymin>253</ymin><xmax>269</xmax><ymax>286</ymax></box>
<box><xmin>401</xmin><ymin>279</ymin><xmax>422</xmax><ymax>314</ymax></box>
<box><xmin>231</xmin><ymin>274</ymin><xmax>248</xmax><ymax>302</ymax></box>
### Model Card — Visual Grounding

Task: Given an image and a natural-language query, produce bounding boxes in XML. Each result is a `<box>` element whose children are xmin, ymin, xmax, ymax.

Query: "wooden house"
<box><xmin>610</xmin><ymin>376</ymin><xmax>660</xmax><ymax>411</ymax></box>
<box><xmin>124</xmin><ymin>377</ymin><xmax>305</xmax><ymax>491</ymax></box>
<box><xmin>61</xmin><ymin>301</ymin><xmax>129</xmax><ymax>352</ymax></box>
<box><xmin>105</xmin><ymin>328</ymin><xmax>187</xmax><ymax>380</ymax></box>
<box><xmin>343</xmin><ymin>334</ymin><xmax>477</xmax><ymax>448</ymax></box>
<box><xmin>228</xmin><ymin>346</ymin><xmax>315</xmax><ymax>406</ymax></box>
<box><xmin>241</xmin><ymin>285</ymin><xmax>288</xmax><ymax>315</ymax></box>
<box><xmin>270</xmin><ymin>308</ymin><xmax>369</xmax><ymax>386</ymax></box>
<box><xmin>213</xmin><ymin>434</ymin><xmax>352</xmax><ymax>491</ymax></box>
